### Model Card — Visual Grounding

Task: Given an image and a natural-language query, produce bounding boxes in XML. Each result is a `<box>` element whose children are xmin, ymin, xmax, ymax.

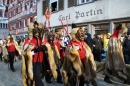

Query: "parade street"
<box><xmin>0</xmin><ymin>60</ymin><xmax>128</xmax><ymax>86</ymax></box>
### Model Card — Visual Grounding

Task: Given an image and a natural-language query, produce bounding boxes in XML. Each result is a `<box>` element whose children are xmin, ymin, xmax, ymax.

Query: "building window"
<box><xmin>78</xmin><ymin>0</ymin><xmax>95</xmax><ymax>5</ymax></box>
<box><xmin>51</xmin><ymin>1</ymin><xmax>58</xmax><ymax>12</ymax></box>
<box><xmin>68</xmin><ymin>0</ymin><xmax>77</xmax><ymax>7</ymax></box>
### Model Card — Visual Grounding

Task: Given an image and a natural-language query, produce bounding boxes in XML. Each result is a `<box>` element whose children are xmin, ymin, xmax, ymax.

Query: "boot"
<box><xmin>57</xmin><ymin>68</ymin><xmax>63</xmax><ymax>84</ymax></box>
<box><xmin>104</xmin><ymin>75</ymin><xmax>112</xmax><ymax>84</ymax></box>
<box><xmin>45</xmin><ymin>72</ymin><xmax>52</xmax><ymax>83</ymax></box>
<box><xmin>124</xmin><ymin>80</ymin><xmax>130</xmax><ymax>85</ymax></box>
<box><xmin>91</xmin><ymin>78</ymin><xmax>98</xmax><ymax>86</ymax></box>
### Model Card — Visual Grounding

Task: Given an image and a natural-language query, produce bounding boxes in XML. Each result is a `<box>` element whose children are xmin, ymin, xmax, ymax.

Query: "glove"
<box><xmin>34</xmin><ymin>46</ymin><xmax>43</xmax><ymax>53</ymax></box>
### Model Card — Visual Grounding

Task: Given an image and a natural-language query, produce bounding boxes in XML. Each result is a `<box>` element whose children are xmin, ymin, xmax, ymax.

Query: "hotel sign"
<box><xmin>58</xmin><ymin>9</ymin><xmax>103</xmax><ymax>21</ymax></box>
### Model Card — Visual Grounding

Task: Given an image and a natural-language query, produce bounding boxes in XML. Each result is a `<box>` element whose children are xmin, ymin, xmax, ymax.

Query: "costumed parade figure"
<box><xmin>6</xmin><ymin>35</ymin><xmax>21</xmax><ymax>72</ymax></box>
<box><xmin>45</xmin><ymin>29</ymin><xmax>64</xmax><ymax>83</ymax></box>
<box><xmin>22</xmin><ymin>21</ymin><xmax>58</xmax><ymax>86</ymax></box>
<box><xmin>104</xmin><ymin>24</ymin><xmax>130</xmax><ymax>84</ymax></box>
<box><xmin>62</xmin><ymin>27</ymin><xmax>97</xmax><ymax>86</ymax></box>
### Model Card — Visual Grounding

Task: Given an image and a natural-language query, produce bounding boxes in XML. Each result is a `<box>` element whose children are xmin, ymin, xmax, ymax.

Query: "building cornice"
<box><xmin>8</xmin><ymin>12</ymin><xmax>36</xmax><ymax>24</ymax></box>
<box><xmin>50</xmin><ymin>17</ymin><xmax>130</xmax><ymax>28</ymax></box>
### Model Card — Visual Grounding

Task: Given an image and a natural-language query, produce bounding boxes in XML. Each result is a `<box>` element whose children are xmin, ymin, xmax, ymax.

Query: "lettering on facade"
<box><xmin>58</xmin><ymin>9</ymin><xmax>103</xmax><ymax>21</ymax></box>
<box><xmin>58</xmin><ymin>14</ymin><xmax>71</xmax><ymax>21</ymax></box>
<box><xmin>75</xmin><ymin>9</ymin><xmax>102</xmax><ymax>20</ymax></box>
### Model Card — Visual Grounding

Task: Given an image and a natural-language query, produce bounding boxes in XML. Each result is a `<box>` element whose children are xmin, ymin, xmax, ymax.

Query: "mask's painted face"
<box><xmin>76</xmin><ymin>29</ymin><xmax>85</xmax><ymax>41</ymax></box>
<box><xmin>10</xmin><ymin>37</ymin><xmax>13</xmax><ymax>42</ymax></box>
<box><xmin>48</xmin><ymin>32</ymin><xmax>55</xmax><ymax>42</ymax></box>
<box><xmin>33</xmin><ymin>27</ymin><xmax>40</xmax><ymax>37</ymax></box>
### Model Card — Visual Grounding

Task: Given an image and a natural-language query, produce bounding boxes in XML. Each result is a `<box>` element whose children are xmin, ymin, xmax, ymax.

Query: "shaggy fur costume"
<box><xmin>62</xmin><ymin>28</ymin><xmax>97</xmax><ymax>85</ymax></box>
<box><xmin>2</xmin><ymin>35</ymin><xmax>22</xmax><ymax>63</ymax></box>
<box><xmin>105</xmin><ymin>27</ymin><xmax>129</xmax><ymax>80</ymax></box>
<box><xmin>21</xmin><ymin>22</ymin><xmax>58</xmax><ymax>86</ymax></box>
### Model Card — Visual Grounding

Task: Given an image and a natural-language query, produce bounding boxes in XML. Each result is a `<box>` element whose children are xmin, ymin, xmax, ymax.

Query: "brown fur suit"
<box><xmin>21</xmin><ymin>23</ymin><xmax>58</xmax><ymax>86</ymax></box>
<box><xmin>105</xmin><ymin>27</ymin><xmax>129</xmax><ymax>81</ymax></box>
<box><xmin>1</xmin><ymin>44</ymin><xmax>21</xmax><ymax>64</ymax></box>
<box><xmin>62</xmin><ymin>28</ymin><xmax>97</xmax><ymax>85</ymax></box>
<box><xmin>2</xmin><ymin>44</ymin><xmax>8</xmax><ymax>64</ymax></box>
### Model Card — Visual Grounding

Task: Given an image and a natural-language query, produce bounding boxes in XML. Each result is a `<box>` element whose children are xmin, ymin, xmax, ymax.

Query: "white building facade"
<box><xmin>0</xmin><ymin>0</ymin><xmax>8</xmax><ymax>39</ymax></box>
<box><xmin>37</xmin><ymin>0</ymin><xmax>130</xmax><ymax>37</ymax></box>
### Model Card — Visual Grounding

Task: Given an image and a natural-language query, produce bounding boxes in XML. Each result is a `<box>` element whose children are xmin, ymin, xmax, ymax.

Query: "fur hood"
<box><xmin>118</xmin><ymin>27</ymin><xmax>128</xmax><ymax>39</ymax></box>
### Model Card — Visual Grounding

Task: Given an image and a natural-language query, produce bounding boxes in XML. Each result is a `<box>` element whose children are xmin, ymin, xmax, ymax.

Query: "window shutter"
<box><xmin>68</xmin><ymin>0</ymin><xmax>77</xmax><ymax>7</ymax></box>
<box><xmin>59</xmin><ymin>0</ymin><xmax>64</xmax><ymax>11</ymax></box>
<box><xmin>25</xmin><ymin>19</ymin><xmax>28</xmax><ymax>27</ymax></box>
<box><xmin>11</xmin><ymin>11</ymin><xmax>13</xmax><ymax>17</ymax></box>
<box><xmin>9</xmin><ymin>25</ymin><xmax>10</xmax><ymax>31</ymax></box>
<box><xmin>30</xmin><ymin>17</ymin><xmax>33</xmax><ymax>22</ymax></box>
<box><xmin>16</xmin><ymin>22</ymin><xmax>18</xmax><ymax>29</ymax></box>
<box><xmin>21</xmin><ymin>20</ymin><xmax>24</xmax><ymax>28</ymax></box>
<box><xmin>13</xmin><ymin>9</ymin><xmax>16</xmax><ymax>16</ymax></box>
<box><xmin>26</xmin><ymin>19</ymin><xmax>28</xmax><ymax>27</ymax></box>
<box><xmin>42</xmin><ymin>0</ymin><xmax>48</xmax><ymax>15</ymax></box>
<box><xmin>8</xmin><ymin>12</ymin><xmax>9</xmax><ymax>18</ymax></box>
<box><xmin>25</xmin><ymin>3</ymin><xmax>27</xmax><ymax>10</ymax></box>
<box><xmin>30</xmin><ymin>0</ymin><xmax>33</xmax><ymax>8</ymax></box>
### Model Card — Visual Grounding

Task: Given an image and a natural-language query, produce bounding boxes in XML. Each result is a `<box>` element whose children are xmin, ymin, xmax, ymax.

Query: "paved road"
<box><xmin>0</xmin><ymin>60</ymin><xmax>129</xmax><ymax>86</ymax></box>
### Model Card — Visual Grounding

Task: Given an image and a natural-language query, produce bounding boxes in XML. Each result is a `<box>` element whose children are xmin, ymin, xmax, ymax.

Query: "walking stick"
<box><xmin>60</xmin><ymin>18</ymin><xmax>80</xmax><ymax>86</ymax></box>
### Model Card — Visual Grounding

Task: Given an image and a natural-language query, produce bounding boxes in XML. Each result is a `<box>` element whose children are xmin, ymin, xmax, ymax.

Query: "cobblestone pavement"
<box><xmin>0</xmin><ymin>60</ymin><xmax>129</xmax><ymax>86</ymax></box>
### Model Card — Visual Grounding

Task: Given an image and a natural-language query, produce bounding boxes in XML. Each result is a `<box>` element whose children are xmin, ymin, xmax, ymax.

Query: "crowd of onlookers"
<box><xmin>83</xmin><ymin>28</ymin><xmax>130</xmax><ymax>64</ymax></box>
<box><xmin>59</xmin><ymin>27</ymin><xmax>130</xmax><ymax>64</ymax></box>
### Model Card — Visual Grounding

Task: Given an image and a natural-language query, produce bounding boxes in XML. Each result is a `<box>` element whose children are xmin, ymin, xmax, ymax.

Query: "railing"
<box><xmin>9</xmin><ymin>5</ymin><xmax>37</xmax><ymax>22</ymax></box>
<box><xmin>10</xmin><ymin>27</ymin><xmax>28</xmax><ymax>34</ymax></box>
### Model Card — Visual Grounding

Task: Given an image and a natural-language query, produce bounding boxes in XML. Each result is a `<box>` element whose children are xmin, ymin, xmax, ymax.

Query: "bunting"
<box><xmin>3</xmin><ymin>1</ymin><xmax>37</xmax><ymax>8</ymax></box>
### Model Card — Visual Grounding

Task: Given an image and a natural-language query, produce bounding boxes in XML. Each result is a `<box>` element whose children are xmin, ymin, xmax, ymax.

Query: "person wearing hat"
<box><xmin>22</xmin><ymin>21</ymin><xmax>45</xmax><ymax>86</ymax></box>
<box><xmin>92</xmin><ymin>32</ymin><xmax>103</xmax><ymax>62</ymax></box>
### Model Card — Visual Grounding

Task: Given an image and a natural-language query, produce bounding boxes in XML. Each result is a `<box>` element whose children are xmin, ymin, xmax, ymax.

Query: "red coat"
<box><xmin>29</xmin><ymin>38</ymin><xmax>44</xmax><ymax>62</ymax></box>
<box><xmin>7</xmin><ymin>41</ymin><xmax>16</xmax><ymax>52</ymax></box>
<box><xmin>48</xmin><ymin>38</ymin><xmax>65</xmax><ymax>59</ymax></box>
<box><xmin>68</xmin><ymin>40</ymin><xmax>86</xmax><ymax>62</ymax></box>
<box><xmin>55</xmin><ymin>38</ymin><xmax>65</xmax><ymax>59</ymax></box>
<box><xmin>110</xmin><ymin>29</ymin><xmax>120</xmax><ymax>38</ymax></box>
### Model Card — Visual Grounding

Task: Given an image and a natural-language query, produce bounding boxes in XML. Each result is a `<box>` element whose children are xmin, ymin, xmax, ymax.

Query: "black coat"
<box><xmin>92</xmin><ymin>36</ymin><xmax>103</xmax><ymax>54</ymax></box>
<box><xmin>84</xmin><ymin>33</ymin><xmax>93</xmax><ymax>51</ymax></box>
<box><xmin>123</xmin><ymin>38</ymin><xmax>130</xmax><ymax>55</ymax></box>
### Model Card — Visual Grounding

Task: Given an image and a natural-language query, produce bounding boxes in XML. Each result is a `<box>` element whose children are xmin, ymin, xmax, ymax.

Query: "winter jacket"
<box><xmin>92</xmin><ymin>35</ymin><xmax>103</xmax><ymax>54</ymax></box>
<box><xmin>123</xmin><ymin>38</ymin><xmax>130</xmax><ymax>55</ymax></box>
<box><xmin>84</xmin><ymin>33</ymin><xmax>93</xmax><ymax>51</ymax></box>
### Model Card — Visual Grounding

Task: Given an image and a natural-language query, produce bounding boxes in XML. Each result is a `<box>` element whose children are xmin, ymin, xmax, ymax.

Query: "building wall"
<box><xmin>8</xmin><ymin>0</ymin><xmax>37</xmax><ymax>37</ymax></box>
<box><xmin>0</xmin><ymin>0</ymin><xmax>8</xmax><ymax>39</ymax></box>
<box><xmin>37</xmin><ymin>0</ymin><xmax>130</xmax><ymax>36</ymax></box>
